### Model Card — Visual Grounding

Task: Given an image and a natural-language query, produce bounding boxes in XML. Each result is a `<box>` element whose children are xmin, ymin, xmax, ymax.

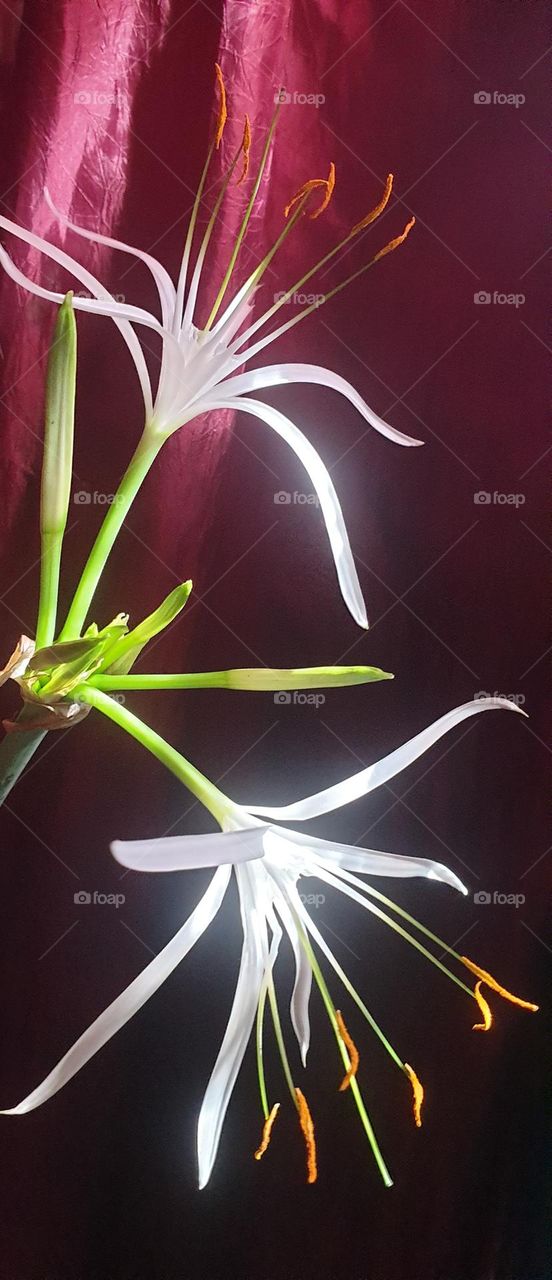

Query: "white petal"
<box><xmin>246</xmin><ymin>697</ymin><xmax>526</xmax><ymax>821</ymax></box>
<box><xmin>1</xmin><ymin>866</ymin><xmax>231</xmax><ymax>1115</ymax></box>
<box><xmin>205</xmin><ymin>396</ymin><xmax>368</xmax><ymax>629</ymax></box>
<box><xmin>211</xmin><ymin>365</ymin><xmax>423</xmax><ymax>447</ymax></box>
<box><xmin>275</xmin><ymin>827</ymin><xmax>467</xmax><ymax>894</ymax></box>
<box><xmin>111</xmin><ymin>826</ymin><xmax>268</xmax><ymax>872</ymax></box>
<box><xmin>272</xmin><ymin>888</ymin><xmax>312</xmax><ymax>1065</ymax></box>
<box><xmin>197</xmin><ymin>864</ymin><xmax>265</xmax><ymax>1189</ymax></box>
<box><xmin>0</xmin><ymin>235</ymin><xmax>153</xmax><ymax>423</ymax></box>
<box><xmin>44</xmin><ymin>188</ymin><xmax>177</xmax><ymax>329</ymax></box>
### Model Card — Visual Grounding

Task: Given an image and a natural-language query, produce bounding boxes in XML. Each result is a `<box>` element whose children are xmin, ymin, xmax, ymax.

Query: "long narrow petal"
<box><xmin>272</xmin><ymin>885</ymin><xmax>312</xmax><ymax>1065</ymax></box>
<box><xmin>197</xmin><ymin>864</ymin><xmax>265</xmax><ymax>1188</ymax></box>
<box><xmin>204</xmin><ymin>395</ymin><xmax>368</xmax><ymax>628</ymax></box>
<box><xmin>1</xmin><ymin>867</ymin><xmax>231</xmax><ymax>1115</ymax></box>
<box><xmin>44</xmin><ymin>188</ymin><xmax>176</xmax><ymax>328</ymax></box>
<box><xmin>246</xmin><ymin>697</ymin><xmax>526</xmax><ymax>821</ymax></box>
<box><xmin>211</xmin><ymin>364</ymin><xmax>423</xmax><ymax>447</ymax></box>
<box><xmin>275</xmin><ymin>827</ymin><xmax>467</xmax><ymax>894</ymax></box>
<box><xmin>111</xmin><ymin>826</ymin><xmax>268</xmax><ymax>872</ymax></box>
<box><xmin>0</xmin><ymin>238</ymin><xmax>153</xmax><ymax>422</ymax></box>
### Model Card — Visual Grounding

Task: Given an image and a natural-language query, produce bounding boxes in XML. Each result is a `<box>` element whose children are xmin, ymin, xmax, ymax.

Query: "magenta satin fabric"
<box><xmin>0</xmin><ymin>3</ymin><xmax>548</xmax><ymax>1278</ymax></box>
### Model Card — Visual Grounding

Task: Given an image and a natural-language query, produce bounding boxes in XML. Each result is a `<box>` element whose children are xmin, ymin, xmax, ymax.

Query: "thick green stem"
<box><xmin>59</xmin><ymin>433</ymin><xmax>163</xmax><ymax>640</ymax></box>
<box><xmin>75</xmin><ymin>683</ymin><xmax>233</xmax><ymax>825</ymax></box>
<box><xmin>35</xmin><ymin>531</ymin><xmax>64</xmax><ymax>649</ymax></box>
<box><xmin>0</xmin><ymin>709</ymin><xmax>46</xmax><ymax>806</ymax></box>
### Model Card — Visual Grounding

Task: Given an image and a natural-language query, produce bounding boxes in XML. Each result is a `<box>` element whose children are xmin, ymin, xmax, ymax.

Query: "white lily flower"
<box><xmin>1</xmin><ymin>696</ymin><xmax>538</xmax><ymax>1189</ymax></box>
<box><xmin>0</xmin><ymin>68</ymin><xmax>422</xmax><ymax>628</ymax></box>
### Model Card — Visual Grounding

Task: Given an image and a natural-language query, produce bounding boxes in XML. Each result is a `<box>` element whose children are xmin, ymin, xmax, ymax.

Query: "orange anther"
<box><xmin>335</xmin><ymin>1010</ymin><xmax>359</xmax><ymax>1091</ymax></box>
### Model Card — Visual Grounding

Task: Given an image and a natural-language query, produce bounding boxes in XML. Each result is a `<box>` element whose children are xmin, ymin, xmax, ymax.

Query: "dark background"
<box><xmin>0</xmin><ymin>2</ymin><xmax>549</xmax><ymax>1278</ymax></box>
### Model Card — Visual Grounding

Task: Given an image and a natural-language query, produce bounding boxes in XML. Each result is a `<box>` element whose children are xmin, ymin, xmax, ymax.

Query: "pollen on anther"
<box><xmin>335</xmin><ymin>1010</ymin><xmax>359</xmax><ymax>1090</ymax></box>
<box><xmin>461</xmin><ymin>956</ymin><xmax>539</xmax><ymax>1014</ymax></box>
<box><xmin>214</xmin><ymin>63</ymin><xmax>227</xmax><ymax>149</ymax></box>
<box><xmin>351</xmin><ymin>173</ymin><xmax>393</xmax><ymax>235</ymax></box>
<box><xmin>254</xmin><ymin>1102</ymin><xmax>280</xmax><ymax>1160</ymax></box>
<box><xmin>310</xmin><ymin>163</ymin><xmax>335</xmax><ymax>220</ymax></box>
<box><xmin>237</xmin><ymin>114</ymin><xmax>252</xmax><ymax>185</ymax></box>
<box><xmin>373</xmin><ymin>216</ymin><xmax>416</xmax><ymax>263</ymax></box>
<box><xmin>295</xmin><ymin>1087</ymin><xmax>318</xmax><ymax>1183</ymax></box>
<box><xmin>472</xmin><ymin>981</ymin><xmax>493</xmax><ymax>1032</ymax></box>
<box><xmin>404</xmin><ymin>1062</ymin><xmax>424</xmax><ymax>1126</ymax></box>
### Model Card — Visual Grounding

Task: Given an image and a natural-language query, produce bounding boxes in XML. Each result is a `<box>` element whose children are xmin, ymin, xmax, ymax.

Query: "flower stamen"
<box><xmin>373</xmin><ymin>216</ymin><xmax>416</xmax><ymax>262</ymax></box>
<box><xmin>284</xmin><ymin>163</ymin><xmax>335</xmax><ymax>220</ymax></box>
<box><xmin>295</xmin><ymin>1087</ymin><xmax>318</xmax><ymax>1183</ymax></box>
<box><xmin>254</xmin><ymin>1102</ymin><xmax>280</xmax><ymax>1160</ymax></box>
<box><xmin>472</xmin><ymin>981</ymin><xmax>493</xmax><ymax>1032</ymax></box>
<box><xmin>336</xmin><ymin>1009</ymin><xmax>359</xmax><ymax>1090</ymax></box>
<box><xmin>351</xmin><ymin>173</ymin><xmax>393</xmax><ymax>234</ymax></box>
<box><xmin>461</xmin><ymin>956</ymin><xmax>538</xmax><ymax>1014</ymax></box>
<box><xmin>403</xmin><ymin>1063</ymin><xmax>424</xmax><ymax>1127</ymax></box>
<box><xmin>214</xmin><ymin>63</ymin><xmax>227</xmax><ymax>149</ymax></box>
<box><xmin>237</xmin><ymin>115</ymin><xmax>252</xmax><ymax>185</ymax></box>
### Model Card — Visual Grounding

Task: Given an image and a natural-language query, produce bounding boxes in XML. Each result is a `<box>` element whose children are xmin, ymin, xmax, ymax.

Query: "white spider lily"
<box><xmin>0</xmin><ymin>69</ymin><xmax>421</xmax><ymax>630</ymax></box>
<box><xmin>1</xmin><ymin>695</ymin><xmax>538</xmax><ymax>1189</ymax></box>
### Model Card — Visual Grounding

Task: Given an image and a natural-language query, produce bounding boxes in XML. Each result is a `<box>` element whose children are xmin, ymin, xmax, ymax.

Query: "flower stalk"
<box><xmin>35</xmin><ymin>292</ymin><xmax>77</xmax><ymax>649</ymax></box>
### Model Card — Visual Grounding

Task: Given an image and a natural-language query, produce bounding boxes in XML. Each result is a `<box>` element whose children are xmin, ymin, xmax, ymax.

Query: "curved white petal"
<box><xmin>211</xmin><ymin>365</ymin><xmax>423</xmax><ymax>447</ymax></box>
<box><xmin>111</xmin><ymin>826</ymin><xmax>268</xmax><ymax>872</ymax></box>
<box><xmin>272</xmin><ymin>885</ymin><xmax>312</xmax><ymax>1066</ymax></box>
<box><xmin>197</xmin><ymin>864</ymin><xmax>265</xmax><ymax>1189</ymax></box>
<box><xmin>205</xmin><ymin>395</ymin><xmax>368</xmax><ymax>629</ymax></box>
<box><xmin>275</xmin><ymin>827</ymin><xmax>467</xmax><ymax>894</ymax></box>
<box><xmin>44</xmin><ymin>188</ymin><xmax>176</xmax><ymax>329</ymax></box>
<box><xmin>0</xmin><ymin>234</ymin><xmax>153</xmax><ymax>423</ymax></box>
<box><xmin>246</xmin><ymin>697</ymin><xmax>526</xmax><ymax>821</ymax></box>
<box><xmin>1</xmin><ymin>866</ymin><xmax>231</xmax><ymax>1115</ymax></box>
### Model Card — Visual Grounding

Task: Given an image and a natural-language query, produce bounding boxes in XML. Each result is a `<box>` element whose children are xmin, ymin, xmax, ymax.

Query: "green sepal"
<box><xmin>102</xmin><ymin>580</ymin><xmax>192</xmax><ymax>674</ymax></box>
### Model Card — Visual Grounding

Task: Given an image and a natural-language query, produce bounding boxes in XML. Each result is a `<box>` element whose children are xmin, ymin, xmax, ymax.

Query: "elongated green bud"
<box><xmin>102</xmin><ymin>580</ymin><xmax>193</xmax><ymax>673</ymax></box>
<box><xmin>35</xmin><ymin>293</ymin><xmax>77</xmax><ymax>649</ymax></box>
<box><xmin>88</xmin><ymin>664</ymin><xmax>394</xmax><ymax>692</ymax></box>
<box><xmin>41</xmin><ymin>292</ymin><xmax>77</xmax><ymax>535</ymax></box>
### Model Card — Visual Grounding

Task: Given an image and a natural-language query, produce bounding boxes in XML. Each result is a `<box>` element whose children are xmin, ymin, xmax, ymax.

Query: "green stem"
<box><xmin>75</xmin><ymin>683</ymin><xmax>233</xmax><ymax>825</ymax></box>
<box><xmin>35</xmin><ymin>531</ymin><xmax>64</xmax><ymax>649</ymax></box>
<box><xmin>59</xmin><ymin>433</ymin><xmax>163</xmax><ymax>640</ymax></box>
